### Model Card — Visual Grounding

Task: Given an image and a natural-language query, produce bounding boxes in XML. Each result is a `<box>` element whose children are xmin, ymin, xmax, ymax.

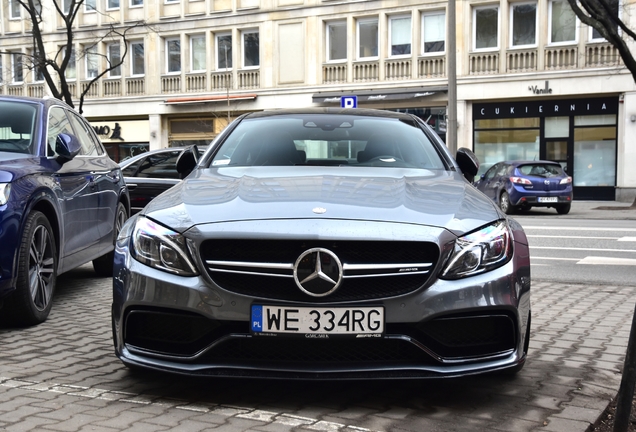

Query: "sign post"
<box><xmin>341</xmin><ymin>96</ymin><xmax>357</xmax><ymax>108</ymax></box>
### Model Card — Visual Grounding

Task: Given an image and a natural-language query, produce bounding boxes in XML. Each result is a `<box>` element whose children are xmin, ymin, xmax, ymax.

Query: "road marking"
<box><xmin>530</xmin><ymin>256</ymin><xmax>580</xmax><ymax>261</ymax></box>
<box><xmin>530</xmin><ymin>246</ymin><xmax>636</xmax><ymax>253</ymax></box>
<box><xmin>523</xmin><ymin>226</ymin><xmax>636</xmax><ymax>232</ymax></box>
<box><xmin>619</xmin><ymin>237</ymin><xmax>636</xmax><ymax>242</ymax></box>
<box><xmin>577</xmin><ymin>256</ymin><xmax>636</xmax><ymax>266</ymax></box>
<box><xmin>527</xmin><ymin>235</ymin><xmax>620</xmax><ymax>240</ymax></box>
<box><xmin>0</xmin><ymin>376</ymin><xmax>375</xmax><ymax>432</ymax></box>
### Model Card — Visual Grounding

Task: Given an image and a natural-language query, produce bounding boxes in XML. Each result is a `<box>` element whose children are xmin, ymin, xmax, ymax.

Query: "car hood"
<box><xmin>143</xmin><ymin>166</ymin><xmax>500</xmax><ymax>236</ymax></box>
<box><xmin>0</xmin><ymin>152</ymin><xmax>42</xmax><ymax>183</ymax></box>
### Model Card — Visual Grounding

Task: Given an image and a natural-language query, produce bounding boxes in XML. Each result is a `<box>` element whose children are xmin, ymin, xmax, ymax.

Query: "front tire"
<box><xmin>500</xmin><ymin>192</ymin><xmax>515</xmax><ymax>215</ymax></box>
<box><xmin>93</xmin><ymin>202</ymin><xmax>128</xmax><ymax>277</ymax></box>
<box><xmin>1</xmin><ymin>211</ymin><xmax>57</xmax><ymax>326</ymax></box>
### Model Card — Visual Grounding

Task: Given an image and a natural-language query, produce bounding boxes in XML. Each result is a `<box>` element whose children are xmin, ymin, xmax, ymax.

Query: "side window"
<box><xmin>68</xmin><ymin>112</ymin><xmax>98</xmax><ymax>156</ymax></box>
<box><xmin>122</xmin><ymin>159</ymin><xmax>144</xmax><ymax>176</ymax></box>
<box><xmin>484</xmin><ymin>164</ymin><xmax>500</xmax><ymax>180</ymax></box>
<box><xmin>136</xmin><ymin>151</ymin><xmax>181</xmax><ymax>179</ymax></box>
<box><xmin>47</xmin><ymin>107</ymin><xmax>75</xmax><ymax>157</ymax></box>
<box><xmin>496</xmin><ymin>164</ymin><xmax>508</xmax><ymax>177</ymax></box>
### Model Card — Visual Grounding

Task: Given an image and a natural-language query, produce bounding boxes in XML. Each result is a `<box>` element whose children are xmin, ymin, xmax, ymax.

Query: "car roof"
<box><xmin>0</xmin><ymin>95</ymin><xmax>72</xmax><ymax>109</ymax></box>
<box><xmin>505</xmin><ymin>160</ymin><xmax>562</xmax><ymax>166</ymax></box>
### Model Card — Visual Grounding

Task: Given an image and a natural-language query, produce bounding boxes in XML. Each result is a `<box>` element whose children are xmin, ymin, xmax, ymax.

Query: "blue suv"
<box><xmin>0</xmin><ymin>96</ymin><xmax>129</xmax><ymax>326</ymax></box>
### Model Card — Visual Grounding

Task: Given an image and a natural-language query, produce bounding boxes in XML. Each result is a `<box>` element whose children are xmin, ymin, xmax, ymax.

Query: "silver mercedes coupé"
<box><xmin>112</xmin><ymin>108</ymin><xmax>531</xmax><ymax>379</ymax></box>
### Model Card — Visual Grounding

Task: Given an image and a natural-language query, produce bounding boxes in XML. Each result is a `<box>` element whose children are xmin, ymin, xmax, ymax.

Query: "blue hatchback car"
<box><xmin>474</xmin><ymin>160</ymin><xmax>573</xmax><ymax>215</ymax></box>
<box><xmin>0</xmin><ymin>96</ymin><xmax>129</xmax><ymax>326</ymax></box>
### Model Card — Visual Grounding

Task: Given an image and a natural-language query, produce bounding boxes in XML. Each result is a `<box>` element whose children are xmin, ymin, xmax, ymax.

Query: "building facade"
<box><xmin>1</xmin><ymin>0</ymin><xmax>635</xmax><ymax>201</ymax></box>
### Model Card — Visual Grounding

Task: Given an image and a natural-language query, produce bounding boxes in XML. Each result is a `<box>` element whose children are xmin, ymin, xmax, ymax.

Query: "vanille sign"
<box><xmin>529</xmin><ymin>80</ymin><xmax>552</xmax><ymax>95</ymax></box>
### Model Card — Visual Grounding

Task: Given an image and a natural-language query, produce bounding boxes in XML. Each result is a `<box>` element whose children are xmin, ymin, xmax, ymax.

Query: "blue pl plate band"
<box><xmin>251</xmin><ymin>305</ymin><xmax>263</xmax><ymax>332</ymax></box>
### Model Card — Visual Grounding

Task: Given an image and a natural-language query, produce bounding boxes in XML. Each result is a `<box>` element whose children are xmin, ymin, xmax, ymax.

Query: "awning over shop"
<box><xmin>312</xmin><ymin>86</ymin><xmax>447</xmax><ymax>104</ymax></box>
<box><xmin>164</xmin><ymin>94</ymin><xmax>258</xmax><ymax>105</ymax></box>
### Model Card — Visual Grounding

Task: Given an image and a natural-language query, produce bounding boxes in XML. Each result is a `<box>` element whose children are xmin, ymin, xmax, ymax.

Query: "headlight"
<box><xmin>0</xmin><ymin>183</ymin><xmax>10</xmax><ymax>206</ymax></box>
<box><xmin>441</xmin><ymin>220</ymin><xmax>513</xmax><ymax>279</ymax></box>
<box><xmin>131</xmin><ymin>216</ymin><xmax>198</xmax><ymax>276</ymax></box>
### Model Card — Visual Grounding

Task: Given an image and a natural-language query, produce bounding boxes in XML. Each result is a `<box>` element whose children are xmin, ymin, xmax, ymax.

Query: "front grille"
<box><xmin>201</xmin><ymin>337</ymin><xmax>435</xmax><ymax>366</ymax></box>
<box><xmin>200</xmin><ymin>240</ymin><xmax>439</xmax><ymax>302</ymax></box>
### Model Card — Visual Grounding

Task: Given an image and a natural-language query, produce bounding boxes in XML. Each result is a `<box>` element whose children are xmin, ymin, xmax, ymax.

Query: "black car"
<box><xmin>112</xmin><ymin>108</ymin><xmax>531</xmax><ymax>379</ymax></box>
<box><xmin>120</xmin><ymin>147</ymin><xmax>204</xmax><ymax>214</ymax></box>
<box><xmin>0</xmin><ymin>96</ymin><xmax>129</xmax><ymax>326</ymax></box>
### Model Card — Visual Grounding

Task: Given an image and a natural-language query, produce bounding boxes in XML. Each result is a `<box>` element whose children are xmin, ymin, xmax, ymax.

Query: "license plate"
<box><xmin>538</xmin><ymin>197</ymin><xmax>558</xmax><ymax>203</ymax></box>
<box><xmin>251</xmin><ymin>305</ymin><xmax>384</xmax><ymax>337</ymax></box>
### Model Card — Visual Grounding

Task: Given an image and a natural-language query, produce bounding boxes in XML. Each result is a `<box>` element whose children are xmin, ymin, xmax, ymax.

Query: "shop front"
<box><xmin>90</xmin><ymin>119</ymin><xmax>150</xmax><ymax>163</ymax></box>
<box><xmin>473</xmin><ymin>97</ymin><xmax>618</xmax><ymax>200</ymax></box>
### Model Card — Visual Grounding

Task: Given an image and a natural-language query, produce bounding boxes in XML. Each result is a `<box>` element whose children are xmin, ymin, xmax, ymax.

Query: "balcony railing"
<box><xmin>545</xmin><ymin>46</ymin><xmax>578</xmax><ymax>70</ymax></box>
<box><xmin>470</xmin><ymin>52</ymin><xmax>499</xmax><ymax>75</ymax></box>
<box><xmin>238</xmin><ymin>69</ymin><xmax>259</xmax><ymax>89</ymax></box>
<box><xmin>81</xmin><ymin>80</ymin><xmax>99</xmax><ymax>98</ymax></box>
<box><xmin>507</xmin><ymin>49</ymin><xmax>537</xmax><ymax>73</ymax></box>
<box><xmin>418</xmin><ymin>55</ymin><xmax>446</xmax><ymax>78</ymax></box>
<box><xmin>126</xmin><ymin>78</ymin><xmax>145</xmax><ymax>96</ymax></box>
<box><xmin>27</xmin><ymin>83</ymin><xmax>45</xmax><ymax>98</ymax></box>
<box><xmin>103</xmin><ymin>79</ymin><xmax>122</xmax><ymax>97</ymax></box>
<box><xmin>211</xmin><ymin>72</ymin><xmax>232</xmax><ymax>91</ymax></box>
<box><xmin>186</xmin><ymin>73</ymin><xmax>206</xmax><ymax>92</ymax></box>
<box><xmin>161</xmin><ymin>75</ymin><xmax>181</xmax><ymax>93</ymax></box>
<box><xmin>322</xmin><ymin>63</ymin><xmax>347</xmax><ymax>84</ymax></box>
<box><xmin>586</xmin><ymin>43</ymin><xmax>621</xmax><ymax>68</ymax></box>
<box><xmin>8</xmin><ymin>85</ymin><xmax>24</xmax><ymax>96</ymax></box>
<box><xmin>385</xmin><ymin>59</ymin><xmax>411</xmax><ymax>80</ymax></box>
<box><xmin>353</xmin><ymin>61</ymin><xmax>379</xmax><ymax>82</ymax></box>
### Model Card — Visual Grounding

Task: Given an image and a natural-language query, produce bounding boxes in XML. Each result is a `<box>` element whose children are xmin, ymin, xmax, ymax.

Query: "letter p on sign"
<box><xmin>341</xmin><ymin>96</ymin><xmax>357</xmax><ymax>108</ymax></box>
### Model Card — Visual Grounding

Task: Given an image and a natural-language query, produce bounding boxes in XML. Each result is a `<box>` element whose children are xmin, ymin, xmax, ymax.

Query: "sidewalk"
<box><xmin>524</xmin><ymin>200</ymin><xmax>636</xmax><ymax>220</ymax></box>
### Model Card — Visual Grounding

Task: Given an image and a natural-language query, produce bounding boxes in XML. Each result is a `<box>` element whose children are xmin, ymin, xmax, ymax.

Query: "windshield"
<box><xmin>211</xmin><ymin>114</ymin><xmax>446</xmax><ymax>170</ymax></box>
<box><xmin>518</xmin><ymin>163</ymin><xmax>565</xmax><ymax>178</ymax></box>
<box><xmin>0</xmin><ymin>101</ymin><xmax>37</xmax><ymax>155</ymax></box>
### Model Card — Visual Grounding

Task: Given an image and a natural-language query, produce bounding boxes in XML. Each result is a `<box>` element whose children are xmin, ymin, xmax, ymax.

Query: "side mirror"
<box><xmin>455</xmin><ymin>147</ymin><xmax>480</xmax><ymax>183</ymax></box>
<box><xmin>176</xmin><ymin>145</ymin><xmax>199</xmax><ymax>179</ymax></box>
<box><xmin>55</xmin><ymin>133</ymin><xmax>81</xmax><ymax>164</ymax></box>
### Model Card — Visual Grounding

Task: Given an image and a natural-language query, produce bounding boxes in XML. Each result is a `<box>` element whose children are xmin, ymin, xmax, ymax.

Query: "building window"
<box><xmin>591</xmin><ymin>0</ymin><xmax>619</xmax><ymax>41</ymax></box>
<box><xmin>389</xmin><ymin>15</ymin><xmax>411</xmax><ymax>56</ymax></box>
<box><xmin>327</xmin><ymin>21</ymin><xmax>347</xmax><ymax>62</ymax></box>
<box><xmin>549</xmin><ymin>0</ymin><xmax>577</xmax><ymax>44</ymax></box>
<box><xmin>166</xmin><ymin>38</ymin><xmax>181</xmax><ymax>73</ymax></box>
<box><xmin>422</xmin><ymin>12</ymin><xmax>445</xmax><ymax>54</ymax></box>
<box><xmin>191</xmin><ymin>35</ymin><xmax>206</xmax><ymax>72</ymax></box>
<box><xmin>63</xmin><ymin>0</ymin><xmax>72</xmax><ymax>14</ymax></box>
<box><xmin>357</xmin><ymin>19</ymin><xmax>378</xmax><ymax>59</ymax></box>
<box><xmin>217</xmin><ymin>33</ymin><xmax>232</xmax><ymax>70</ymax></box>
<box><xmin>242</xmin><ymin>30</ymin><xmax>259</xmax><ymax>68</ymax></box>
<box><xmin>12</xmin><ymin>53</ymin><xmax>23</xmax><ymax>83</ymax></box>
<box><xmin>64</xmin><ymin>47</ymin><xmax>76</xmax><ymax>80</ymax></box>
<box><xmin>165</xmin><ymin>0</ymin><xmax>179</xmax><ymax>4</ymax></box>
<box><xmin>474</xmin><ymin>6</ymin><xmax>499</xmax><ymax>50</ymax></box>
<box><xmin>10</xmin><ymin>0</ymin><xmax>21</xmax><ymax>19</ymax></box>
<box><xmin>107</xmin><ymin>0</ymin><xmax>119</xmax><ymax>9</ymax></box>
<box><xmin>32</xmin><ymin>50</ymin><xmax>45</xmax><ymax>82</ymax></box>
<box><xmin>131</xmin><ymin>42</ymin><xmax>145</xmax><ymax>76</ymax></box>
<box><xmin>108</xmin><ymin>44</ymin><xmax>121</xmax><ymax>77</ymax></box>
<box><xmin>86</xmin><ymin>46</ymin><xmax>98</xmax><ymax>79</ymax></box>
<box><xmin>510</xmin><ymin>2</ymin><xmax>537</xmax><ymax>47</ymax></box>
<box><xmin>85</xmin><ymin>0</ymin><xmax>96</xmax><ymax>12</ymax></box>
<box><xmin>130</xmin><ymin>0</ymin><xmax>143</xmax><ymax>6</ymax></box>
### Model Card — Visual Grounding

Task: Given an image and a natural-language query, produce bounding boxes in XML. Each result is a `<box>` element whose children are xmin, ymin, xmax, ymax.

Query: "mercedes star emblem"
<box><xmin>293</xmin><ymin>248</ymin><xmax>343</xmax><ymax>297</ymax></box>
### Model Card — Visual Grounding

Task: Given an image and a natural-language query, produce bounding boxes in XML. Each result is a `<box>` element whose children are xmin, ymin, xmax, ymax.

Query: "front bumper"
<box><xmin>112</xmin><ymin>220</ymin><xmax>531</xmax><ymax>379</ymax></box>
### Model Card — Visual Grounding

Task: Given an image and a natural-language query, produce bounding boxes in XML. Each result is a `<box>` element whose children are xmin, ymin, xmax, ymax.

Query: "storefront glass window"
<box><xmin>474</xmin><ymin>126</ymin><xmax>539</xmax><ymax>175</ymax></box>
<box><xmin>574</xmin><ymin>114</ymin><xmax>617</xmax><ymax>126</ymax></box>
<box><xmin>573</xmin><ymin>127</ymin><xmax>616</xmax><ymax>187</ymax></box>
<box><xmin>545</xmin><ymin>116</ymin><xmax>569</xmax><ymax>137</ymax></box>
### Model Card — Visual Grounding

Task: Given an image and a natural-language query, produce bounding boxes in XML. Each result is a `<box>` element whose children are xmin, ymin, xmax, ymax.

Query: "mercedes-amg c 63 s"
<box><xmin>112</xmin><ymin>108</ymin><xmax>531</xmax><ymax>379</ymax></box>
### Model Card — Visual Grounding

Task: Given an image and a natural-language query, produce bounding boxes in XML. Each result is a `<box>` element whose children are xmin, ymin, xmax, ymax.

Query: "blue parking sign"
<box><xmin>341</xmin><ymin>96</ymin><xmax>357</xmax><ymax>108</ymax></box>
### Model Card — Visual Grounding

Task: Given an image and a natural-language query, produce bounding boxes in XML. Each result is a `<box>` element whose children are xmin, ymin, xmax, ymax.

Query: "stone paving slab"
<box><xmin>1</xmin><ymin>265</ymin><xmax>636</xmax><ymax>431</ymax></box>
